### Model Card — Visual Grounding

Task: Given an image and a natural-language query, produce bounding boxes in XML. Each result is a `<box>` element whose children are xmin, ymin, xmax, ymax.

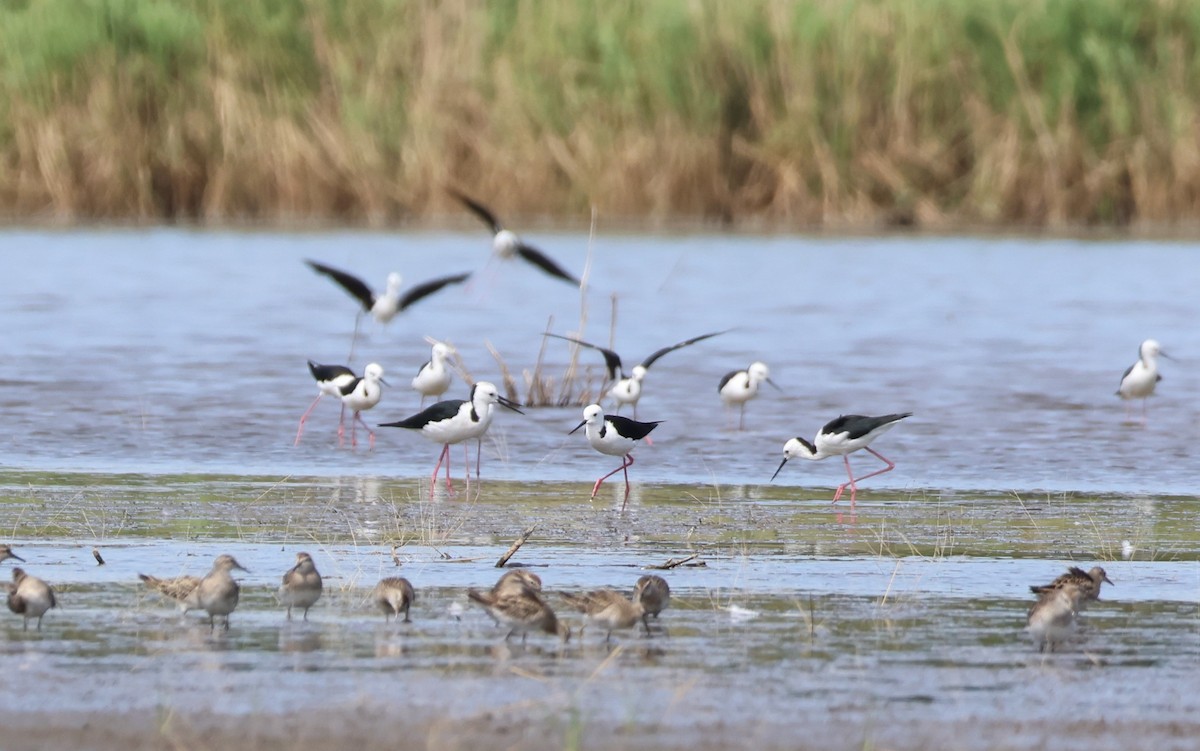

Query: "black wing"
<box><xmin>307</xmin><ymin>360</ymin><xmax>355</xmax><ymax>383</ymax></box>
<box><xmin>717</xmin><ymin>369</ymin><xmax>742</xmax><ymax>392</ymax></box>
<box><xmin>544</xmin><ymin>333</ymin><xmax>623</xmax><ymax>380</ymax></box>
<box><xmin>448</xmin><ymin>189</ymin><xmax>503</xmax><ymax>234</ymax></box>
<box><xmin>380</xmin><ymin>399</ymin><xmax>467</xmax><ymax>430</ymax></box>
<box><xmin>823</xmin><ymin>413</ymin><xmax>912</xmax><ymax>441</ymax></box>
<box><xmin>640</xmin><ymin>330</ymin><xmax>730</xmax><ymax>369</ymax></box>
<box><xmin>305</xmin><ymin>260</ymin><xmax>375</xmax><ymax>313</ymax></box>
<box><xmin>338</xmin><ymin>376</ymin><xmax>364</xmax><ymax>396</ymax></box>
<box><xmin>516</xmin><ymin>244</ymin><xmax>580</xmax><ymax>286</ymax></box>
<box><xmin>398</xmin><ymin>272</ymin><xmax>471</xmax><ymax>311</ymax></box>
<box><xmin>606</xmin><ymin>414</ymin><xmax>661</xmax><ymax>441</ymax></box>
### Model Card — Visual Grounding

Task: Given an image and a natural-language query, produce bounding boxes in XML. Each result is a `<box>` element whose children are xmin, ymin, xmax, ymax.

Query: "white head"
<box><xmin>385</xmin><ymin>273</ymin><xmax>403</xmax><ymax>297</ymax></box>
<box><xmin>747</xmin><ymin>362</ymin><xmax>771</xmax><ymax>383</ymax></box>
<box><xmin>470</xmin><ymin>381</ymin><xmax>523</xmax><ymax>414</ymax></box>
<box><xmin>630</xmin><ymin>365</ymin><xmax>648</xmax><ymax>382</ymax></box>
<box><xmin>431</xmin><ymin>342</ymin><xmax>453</xmax><ymax>362</ymax></box>
<box><xmin>1140</xmin><ymin>339</ymin><xmax>1164</xmax><ymax>362</ymax></box>
<box><xmin>363</xmin><ymin>363</ymin><xmax>386</xmax><ymax>383</ymax></box>
<box><xmin>494</xmin><ymin>229</ymin><xmax>520</xmax><ymax>258</ymax></box>
<box><xmin>770</xmin><ymin>437</ymin><xmax>819</xmax><ymax>481</ymax></box>
<box><xmin>569</xmin><ymin>403</ymin><xmax>605</xmax><ymax>435</ymax></box>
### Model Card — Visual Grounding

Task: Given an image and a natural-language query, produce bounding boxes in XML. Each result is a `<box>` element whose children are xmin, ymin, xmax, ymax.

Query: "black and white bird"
<box><xmin>341</xmin><ymin>362</ymin><xmax>388</xmax><ymax>450</ymax></box>
<box><xmin>411</xmin><ymin>341</ymin><xmax>456</xmax><ymax>408</ymax></box>
<box><xmin>380</xmin><ymin>382</ymin><xmax>523</xmax><ymax>496</ymax></box>
<box><xmin>718</xmin><ymin>361</ymin><xmax>781</xmax><ymax>430</ymax></box>
<box><xmin>1116</xmin><ymin>338</ymin><xmax>1173</xmax><ymax>421</ymax></box>
<box><xmin>771</xmin><ymin>413</ymin><xmax>912</xmax><ymax>508</ymax></box>
<box><xmin>295</xmin><ymin>360</ymin><xmax>357</xmax><ymax>446</ymax></box>
<box><xmin>305</xmin><ymin>259</ymin><xmax>469</xmax><ymax>358</ymax></box>
<box><xmin>570</xmin><ymin>403</ymin><xmax>661</xmax><ymax>508</ymax></box>
<box><xmin>448</xmin><ymin>189</ymin><xmax>580</xmax><ymax>286</ymax></box>
<box><xmin>546</xmin><ymin>330</ymin><xmax>727</xmax><ymax>417</ymax></box>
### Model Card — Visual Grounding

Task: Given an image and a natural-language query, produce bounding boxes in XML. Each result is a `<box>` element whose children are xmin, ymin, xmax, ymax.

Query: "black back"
<box><xmin>380</xmin><ymin>399</ymin><xmax>467</xmax><ymax>429</ymax></box>
<box><xmin>308</xmin><ymin>360</ymin><xmax>354</xmax><ymax>383</ymax></box>
<box><xmin>717</xmin><ymin>369</ymin><xmax>742</xmax><ymax>392</ymax></box>
<box><xmin>822</xmin><ymin>413</ymin><xmax>912</xmax><ymax>440</ymax></box>
<box><xmin>516</xmin><ymin>244</ymin><xmax>580</xmax><ymax>286</ymax></box>
<box><xmin>605</xmin><ymin>414</ymin><xmax>661</xmax><ymax>441</ymax></box>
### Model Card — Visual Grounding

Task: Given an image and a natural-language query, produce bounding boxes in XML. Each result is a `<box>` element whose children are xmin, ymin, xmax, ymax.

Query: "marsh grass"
<box><xmin>3</xmin><ymin>0</ymin><xmax>1198</xmax><ymax>228</ymax></box>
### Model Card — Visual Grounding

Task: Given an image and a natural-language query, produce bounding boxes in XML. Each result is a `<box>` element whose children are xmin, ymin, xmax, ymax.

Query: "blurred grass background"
<box><xmin>1</xmin><ymin>0</ymin><xmax>1198</xmax><ymax>229</ymax></box>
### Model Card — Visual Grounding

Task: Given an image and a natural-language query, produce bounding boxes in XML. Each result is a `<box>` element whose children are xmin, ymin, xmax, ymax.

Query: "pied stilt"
<box><xmin>305</xmin><ymin>260</ymin><xmax>469</xmax><ymax>358</ymax></box>
<box><xmin>340</xmin><ymin>363</ymin><xmax>388</xmax><ymax>450</ymax></box>
<box><xmin>771</xmin><ymin>413</ymin><xmax>912</xmax><ymax>508</ymax></box>
<box><xmin>448</xmin><ymin>189</ymin><xmax>580</xmax><ymax>286</ymax></box>
<box><xmin>412</xmin><ymin>342</ymin><xmax>456</xmax><ymax>408</ymax></box>
<box><xmin>546</xmin><ymin>330</ymin><xmax>727</xmax><ymax>417</ymax></box>
<box><xmin>295</xmin><ymin>360</ymin><xmax>357</xmax><ymax>446</ymax></box>
<box><xmin>380</xmin><ymin>382</ymin><xmax>523</xmax><ymax>497</ymax></box>
<box><xmin>570</xmin><ymin>404</ymin><xmax>660</xmax><ymax>508</ymax></box>
<box><xmin>718</xmin><ymin>361</ymin><xmax>781</xmax><ymax>430</ymax></box>
<box><xmin>1116</xmin><ymin>339</ymin><xmax>1173</xmax><ymax>422</ymax></box>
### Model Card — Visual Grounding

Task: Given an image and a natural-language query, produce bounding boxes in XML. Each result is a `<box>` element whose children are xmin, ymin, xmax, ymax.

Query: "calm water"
<box><xmin>2</xmin><ymin>229</ymin><xmax>1200</xmax><ymax>493</ymax></box>
<box><xmin>0</xmin><ymin>229</ymin><xmax>1198</xmax><ymax>749</ymax></box>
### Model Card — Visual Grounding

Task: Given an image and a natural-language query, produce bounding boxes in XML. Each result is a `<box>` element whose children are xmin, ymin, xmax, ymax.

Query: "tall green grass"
<box><xmin>1</xmin><ymin>0</ymin><xmax>1198</xmax><ymax>227</ymax></box>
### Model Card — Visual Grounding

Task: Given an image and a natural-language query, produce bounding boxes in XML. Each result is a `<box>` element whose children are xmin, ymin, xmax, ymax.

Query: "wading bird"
<box><xmin>771</xmin><ymin>413</ymin><xmax>912</xmax><ymax>509</ymax></box>
<box><xmin>570</xmin><ymin>404</ymin><xmax>661</xmax><ymax>508</ymax></box>
<box><xmin>7</xmin><ymin>568</ymin><xmax>56</xmax><ymax>632</ymax></box>
<box><xmin>340</xmin><ymin>362</ymin><xmax>388</xmax><ymax>450</ymax></box>
<box><xmin>295</xmin><ymin>360</ymin><xmax>357</xmax><ymax>446</ymax></box>
<box><xmin>372</xmin><ymin>577</ymin><xmax>416</xmax><ymax>624</ymax></box>
<box><xmin>411</xmin><ymin>341</ymin><xmax>456</xmax><ymax>408</ymax></box>
<box><xmin>278</xmin><ymin>552</ymin><xmax>323</xmax><ymax>621</ymax></box>
<box><xmin>1116</xmin><ymin>339</ymin><xmax>1173</xmax><ymax>422</ymax></box>
<box><xmin>718</xmin><ymin>361</ymin><xmax>781</xmax><ymax>430</ymax></box>
<box><xmin>380</xmin><ymin>382</ymin><xmax>523</xmax><ymax>497</ymax></box>
<box><xmin>1029</xmin><ymin>566</ymin><xmax>1113</xmax><ymax>608</ymax></box>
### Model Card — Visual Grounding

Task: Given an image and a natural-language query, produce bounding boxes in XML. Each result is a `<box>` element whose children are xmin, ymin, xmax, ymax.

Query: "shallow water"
<box><xmin>1</xmin><ymin>230</ymin><xmax>1198</xmax><ymax>748</ymax></box>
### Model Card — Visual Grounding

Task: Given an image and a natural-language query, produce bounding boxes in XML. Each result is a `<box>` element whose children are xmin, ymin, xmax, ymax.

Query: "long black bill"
<box><xmin>770</xmin><ymin>457</ymin><xmax>789</xmax><ymax>482</ymax></box>
<box><xmin>765</xmin><ymin>377</ymin><xmax>784</xmax><ymax>393</ymax></box>
<box><xmin>568</xmin><ymin>420</ymin><xmax>587</xmax><ymax>435</ymax></box>
<box><xmin>498</xmin><ymin>396</ymin><xmax>525</xmax><ymax>414</ymax></box>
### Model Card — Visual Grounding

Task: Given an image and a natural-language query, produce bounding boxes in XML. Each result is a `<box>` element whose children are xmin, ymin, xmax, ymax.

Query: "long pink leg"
<box><xmin>591</xmin><ymin>454</ymin><xmax>634</xmax><ymax>499</ymax></box>
<box><xmin>738</xmin><ymin>404</ymin><xmax>746</xmax><ymax>431</ymax></box>
<box><xmin>620</xmin><ymin>454</ymin><xmax>636</xmax><ymax>510</ymax></box>
<box><xmin>294</xmin><ymin>395</ymin><xmax>323</xmax><ymax>446</ymax></box>
<box><xmin>475</xmin><ymin>438</ymin><xmax>483</xmax><ymax>479</ymax></box>
<box><xmin>350</xmin><ymin>412</ymin><xmax>375</xmax><ymax>450</ymax></box>
<box><xmin>832</xmin><ymin>449</ymin><xmax>896</xmax><ymax>508</ymax></box>
<box><xmin>444</xmin><ymin>445</ymin><xmax>454</xmax><ymax>492</ymax></box>
<box><xmin>429</xmin><ymin>444</ymin><xmax>449</xmax><ymax>498</ymax></box>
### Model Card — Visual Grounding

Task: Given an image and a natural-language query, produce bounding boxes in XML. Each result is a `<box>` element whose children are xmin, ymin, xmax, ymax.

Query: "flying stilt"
<box><xmin>546</xmin><ymin>330</ymin><xmax>727</xmax><ymax>417</ymax></box>
<box><xmin>448</xmin><ymin>189</ymin><xmax>580</xmax><ymax>286</ymax></box>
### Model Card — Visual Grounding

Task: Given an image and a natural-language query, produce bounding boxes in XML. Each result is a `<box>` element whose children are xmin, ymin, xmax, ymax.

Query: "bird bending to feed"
<box><xmin>473</xmin><ymin>570</ymin><xmax>546</xmax><ymax>626</ymax></box>
<box><xmin>570</xmin><ymin>404</ymin><xmax>661</xmax><ymax>508</ymax></box>
<box><xmin>7</xmin><ymin>568</ymin><xmax>56</xmax><ymax>631</ymax></box>
<box><xmin>141</xmin><ymin>554</ymin><xmax>247</xmax><ymax>631</ymax></box>
<box><xmin>1116</xmin><ymin>339</ymin><xmax>1172</xmax><ymax>421</ymax></box>
<box><xmin>448</xmin><ymin>189</ymin><xmax>581</xmax><ymax>286</ymax></box>
<box><xmin>559</xmin><ymin>588</ymin><xmax>645</xmax><ymax>643</ymax></box>
<box><xmin>278</xmin><ymin>552</ymin><xmax>323</xmax><ymax>621</ymax></box>
<box><xmin>381</xmin><ymin>381</ymin><xmax>523</xmax><ymax>497</ymax></box>
<box><xmin>295</xmin><ymin>360</ymin><xmax>357</xmax><ymax>446</ymax></box>
<box><xmin>718</xmin><ymin>361</ymin><xmax>781</xmax><ymax>430</ymax></box>
<box><xmin>467</xmin><ymin>579</ymin><xmax>570</xmax><ymax>644</ymax></box>
<box><xmin>771</xmin><ymin>413</ymin><xmax>912</xmax><ymax>508</ymax></box>
<box><xmin>634</xmin><ymin>575</ymin><xmax>671</xmax><ymax>633</ymax></box>
<box><xmin>1029</xmin><ymin>566</ymin><xmax>1113</xmax><ymax>608</ymax></box>
<box><xmin>545</xmin><ymin>330</ymin><xmax>727</xmax><ymax>417</ymax></box>
<box><xmin>341</xmin><ymin>362</ymin><xmax>388</xmax><ymax>450</ymax></box>
<box><xmin>412</xmin><ymin>342</ymin><xmax>456</xmax><ymax>408</ymax></box>
<box><xmin>372</xmin><ymin>577</ymin><xmax>416</xmax><ymax>624</ymax></box>
<box><xmin>1026</xmin><ymin>582</ymin><xmax>1086</xmax><ymax>653</ymax></box>
<box><xmin>0</xmin><ymin>545</ymin><xmax>24</xmax><ymax>564</ymax></box>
